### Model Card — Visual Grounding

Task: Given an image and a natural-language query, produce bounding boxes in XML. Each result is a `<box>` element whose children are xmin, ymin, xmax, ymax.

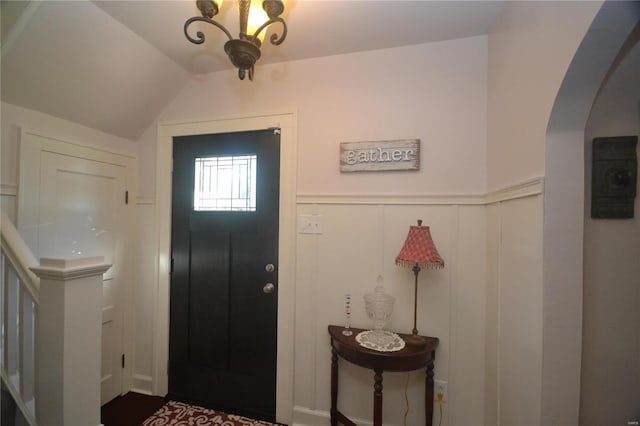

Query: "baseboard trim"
<box><xmin>130</xmin><ymin>374</ymin><xmax>153</xmax><ymax>396</ymax></box>
<box><xmin>292</xmin><ymin>406</ymin><xmax>373</xmax><ymax>426</ymax></box>
<box><xmin>291</xmin><ymin>406</ymin><xmax>330</xmax><ymax>426</ymax></box>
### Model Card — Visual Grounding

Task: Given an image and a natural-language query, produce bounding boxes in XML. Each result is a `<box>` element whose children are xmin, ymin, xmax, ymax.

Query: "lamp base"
<box><xmin>404</xmin><ymin>333</ymin><xmax>427</xmax><ymax>347</ymax></box>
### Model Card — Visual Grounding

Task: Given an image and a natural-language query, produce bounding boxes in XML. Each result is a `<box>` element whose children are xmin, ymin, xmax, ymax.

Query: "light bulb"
<box><xmin>247</xmin><ymin>0</ymin><xmax>268</xmax><ymax>43</ymax></box>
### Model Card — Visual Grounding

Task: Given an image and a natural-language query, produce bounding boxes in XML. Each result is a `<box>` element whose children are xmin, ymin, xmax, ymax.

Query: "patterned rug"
<box><xmin>142</xmin><ymin>400</ymin><xmax>283</xmax><ymax>426</ymax></box>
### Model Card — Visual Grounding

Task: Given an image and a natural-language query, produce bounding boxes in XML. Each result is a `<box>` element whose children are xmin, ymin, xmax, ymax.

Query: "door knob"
<box><xmin>263</xmin><ymin>283</ymin><xmax>275</xmax><ymax>294</ymax></box>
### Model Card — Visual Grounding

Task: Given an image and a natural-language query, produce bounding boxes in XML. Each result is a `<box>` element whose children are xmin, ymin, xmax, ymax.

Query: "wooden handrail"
<box><xmin>0</xmin><ymin>209</ymin><xmax>40</xmax><ymax>304</ymax></box>
<box><xmin>1</xmin><ymin>210</ymin><xmax>39</xmax><ymax>425</ymax></box>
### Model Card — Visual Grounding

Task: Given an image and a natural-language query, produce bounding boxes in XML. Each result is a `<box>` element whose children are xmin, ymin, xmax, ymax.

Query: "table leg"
<box><xmin>331</xmin><ymin>347</ymin><xmax>338</xmax><ymax>426</ymax></box>
<box><xmin>373</xmin><ymin>369</ymin><xmax>383</xmax><ymax>426</ymax></box>
<box><xmin>425</xmin><ymin>352</ymin><xmax>435</xmax><ymax>426</ymax></box>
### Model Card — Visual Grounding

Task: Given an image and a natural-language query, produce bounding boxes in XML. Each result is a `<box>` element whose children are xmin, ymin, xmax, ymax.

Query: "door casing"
<box><xmin>155</xmin><ymin>112</ymin><xmax>297</xmax><ymax>424</ymax></box>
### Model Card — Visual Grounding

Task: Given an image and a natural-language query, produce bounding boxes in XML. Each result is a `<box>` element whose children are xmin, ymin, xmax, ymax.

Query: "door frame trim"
<box><xmin>154</xmin><ymin>112</ymin><xmax>297</xmax><ymax>424</ymax></box>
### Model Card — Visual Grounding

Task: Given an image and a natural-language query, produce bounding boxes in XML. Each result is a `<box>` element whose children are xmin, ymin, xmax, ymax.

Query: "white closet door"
<box><xmin>38</xmin><ymin>151</ymin><xmax>126</xmax><ymax>404</ymax></box>
<box><xmin>18</xmin><ymin>131</ymin><xmax>134</xmax><ymax>405</ymax></box>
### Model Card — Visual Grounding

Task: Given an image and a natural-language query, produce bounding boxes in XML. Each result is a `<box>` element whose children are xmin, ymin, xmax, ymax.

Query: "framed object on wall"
<box><xmin>340</xmin><ymin>139</ymin><xmax>420</xmax><ymax>172</ymax></box>
<box><xmin>591</xmin><ymin>136</ymin><xmax>637</xmax><ymax>219</ymax></box>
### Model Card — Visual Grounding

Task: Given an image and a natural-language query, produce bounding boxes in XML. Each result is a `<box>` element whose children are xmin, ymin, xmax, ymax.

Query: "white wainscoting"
<box><xmin>292</xmin><ymin>199</ymin><xmax>486</xmax><ymax>426</ymax></box>
<box><xmin>132</xmin><ymin>198</ymin><xmax>157</xmax><ymax>396</ymax></box>
<box><xmin>487</xmin><ymin>195</ymin><xmax>543</xmax><ymax>426</ymax></box>
<box><xmin>291</xmin><ymin>182</ymin><xmax>543</xmax><ymax>426</ymax></box>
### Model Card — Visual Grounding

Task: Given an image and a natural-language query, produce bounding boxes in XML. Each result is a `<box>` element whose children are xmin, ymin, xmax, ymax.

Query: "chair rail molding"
<box><xmin>296</xmin><ymin>177</ymin><xmax>545</xmax><ymax>206</ymax></box>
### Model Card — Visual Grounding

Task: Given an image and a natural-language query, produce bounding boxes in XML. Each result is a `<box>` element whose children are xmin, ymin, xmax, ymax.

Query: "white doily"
<box><xmin>355</xmin><ymin>330</ymin><xmax>406</xmax><ymax>352</ymax></box>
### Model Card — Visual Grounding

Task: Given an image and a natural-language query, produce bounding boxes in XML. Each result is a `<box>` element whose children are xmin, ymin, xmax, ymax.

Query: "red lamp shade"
<box><xmin>395</xmin><ymin>222</ymin><xmax>444</xmax><ymax>269</ymax></box>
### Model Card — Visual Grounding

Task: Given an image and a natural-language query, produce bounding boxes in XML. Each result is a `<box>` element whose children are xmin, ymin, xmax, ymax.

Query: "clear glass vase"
<box><xmin>364</xmin><ymin>275</ymin><xmax>395</xmax><ymax>334</ymax></box>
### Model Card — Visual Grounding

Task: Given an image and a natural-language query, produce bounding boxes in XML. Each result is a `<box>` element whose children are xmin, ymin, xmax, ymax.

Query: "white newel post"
<box><xmin>31</xmin><ymin>257</ymin><xmax>111</xmax><ymax>426</ymax></box>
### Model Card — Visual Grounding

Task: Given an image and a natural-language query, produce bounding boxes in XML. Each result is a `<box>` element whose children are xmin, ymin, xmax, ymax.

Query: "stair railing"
<box><xmin>1</xmin><ymin>209</ymin><xmax>40</xmax><ymax>426</ymax></box>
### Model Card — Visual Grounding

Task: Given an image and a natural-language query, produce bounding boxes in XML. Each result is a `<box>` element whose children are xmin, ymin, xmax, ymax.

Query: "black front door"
<box><xmin>169</xmin><ymin>129</ymin><xmax>280</xmax><ymax>422</ymax></box>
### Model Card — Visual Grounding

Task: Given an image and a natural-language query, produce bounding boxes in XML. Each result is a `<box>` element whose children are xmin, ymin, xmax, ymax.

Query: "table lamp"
<box><xmin>395</xmin><ymin>220</ymin><xmax>444</xmax><ymax>346</ymax></box>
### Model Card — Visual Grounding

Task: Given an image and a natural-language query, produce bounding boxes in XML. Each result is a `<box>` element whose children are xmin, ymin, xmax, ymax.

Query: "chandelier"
<box><xmin>184</xmin><ymin>0</ymin><xmax>287</xmax><ymax>81</ymax></box>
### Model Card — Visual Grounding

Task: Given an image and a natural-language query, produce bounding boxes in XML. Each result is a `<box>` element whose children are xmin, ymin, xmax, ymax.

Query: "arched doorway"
<box><xmin>544</xmin><ymin>2</ymin><xmax>639</xmax><ymax>423</ymax></box>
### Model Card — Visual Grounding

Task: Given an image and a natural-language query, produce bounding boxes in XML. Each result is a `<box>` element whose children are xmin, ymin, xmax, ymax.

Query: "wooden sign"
<box><xmin>340</xmin><ymin>139</ymin><xmax>420</xmax><ymax>172</ymax></box>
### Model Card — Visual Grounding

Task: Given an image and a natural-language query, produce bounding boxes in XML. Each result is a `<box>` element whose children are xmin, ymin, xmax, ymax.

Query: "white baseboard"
<box><xmin>291</xmin><ymin>406</ymin><xmax>330</xmax><ymax>426</ymax></box>
<box><xmin>292</xmin><ymin>406</ymin><xmax>373</xmax><ymax>426</ymax></box>
<box><xmin>130</xmin><ymin>374</ymin><xmax>154</xmax><ymax>395</ymax></box>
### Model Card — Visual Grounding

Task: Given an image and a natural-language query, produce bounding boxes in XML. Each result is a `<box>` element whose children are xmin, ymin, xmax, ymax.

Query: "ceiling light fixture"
<box><xmin>184</xmin><ymin>0</ymin><xmax>287</xmax><ymax>81</ymax></box>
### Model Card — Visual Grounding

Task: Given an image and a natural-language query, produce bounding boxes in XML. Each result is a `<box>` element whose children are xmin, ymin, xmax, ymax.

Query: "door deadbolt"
<box><xmin>263</xmin><ymin>283</ymin><xmax>275</xmax><ymax>294</ymax></box>
<box><xmin>265</xmin><ymin>264</ymin><xmax>275</xmax><ymax>273</ymax></box>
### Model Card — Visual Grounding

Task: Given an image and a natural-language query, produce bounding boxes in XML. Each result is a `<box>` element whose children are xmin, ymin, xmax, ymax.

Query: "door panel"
<box><xmin>39</xmin><ymin>154</ymin><xmax>118</xmax><ymax>275</ymax></box>
<box><xmin>169</xmin><ymin>129</ymin><xmax>280</xmax><ymax>421</ymax></box>
<box><xmin>188</xmin><ymin>231</ymin><xmax>229</xmax><ymax>367</ymax></box>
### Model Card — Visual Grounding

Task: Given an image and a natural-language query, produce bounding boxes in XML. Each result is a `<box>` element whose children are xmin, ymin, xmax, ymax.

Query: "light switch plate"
<box><xmin>298</xmin><ymin>215</ymin><xmax>323</xmax><ymax>234</ymax></box>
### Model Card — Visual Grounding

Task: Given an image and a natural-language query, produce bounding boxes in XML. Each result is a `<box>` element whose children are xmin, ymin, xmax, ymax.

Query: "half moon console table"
<box><xmin>328</xmin><ymin>325</ymin><xmax>439</xmax><ymax>426</ymax></box>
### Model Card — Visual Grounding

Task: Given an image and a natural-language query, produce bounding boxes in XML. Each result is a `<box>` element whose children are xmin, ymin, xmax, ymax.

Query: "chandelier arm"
<box><xmin>184</xmin><ymin>16</ymin><xmax>233</xmax><ymax>45</ymax></box>
<box><xmin>251</xmin><ymin>17</ymin><xmax>287</xmax><ymax>46</ymax></box>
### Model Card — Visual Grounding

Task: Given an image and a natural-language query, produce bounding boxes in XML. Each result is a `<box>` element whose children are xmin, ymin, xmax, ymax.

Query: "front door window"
<box><xmin>193</xmin><ymin>154</ymin><xmax>257</xmax><ymax>212</ymax></box>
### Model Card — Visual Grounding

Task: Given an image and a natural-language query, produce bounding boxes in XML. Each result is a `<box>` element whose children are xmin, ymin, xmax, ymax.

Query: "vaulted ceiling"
<box><xmin>1</xmin><ymin>0</ymin><xmax>504</xmax><ymax>141</ymax></box>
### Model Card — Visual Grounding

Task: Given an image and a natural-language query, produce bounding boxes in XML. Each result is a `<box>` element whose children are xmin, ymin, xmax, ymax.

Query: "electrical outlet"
<box><xmin>434</xmin><ymin>379</ymin><xmax>448</xmax><ymax>403</ymax></box>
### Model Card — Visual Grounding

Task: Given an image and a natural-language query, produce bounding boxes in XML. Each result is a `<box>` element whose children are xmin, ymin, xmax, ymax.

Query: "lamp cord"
<box><xmin>405</xmin><ymin>372</ymin><xmax>444</xmax><ymax>426</ymax></box>
<box><xmin>403</xmin><ymin>372</ymin><xmax>410</xmax><ymax>426</ymax></box>
<box><xmin>436</xmin><ymin>390</ymin><xmax>445</xmax><ymax>426</ymax></box>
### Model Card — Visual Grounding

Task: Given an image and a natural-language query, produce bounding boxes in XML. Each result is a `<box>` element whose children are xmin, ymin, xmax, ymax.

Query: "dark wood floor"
<box><xmin>101</xmin><ymin>392</ymin><xmax>168</xmax><ymax>426</ymax></box>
